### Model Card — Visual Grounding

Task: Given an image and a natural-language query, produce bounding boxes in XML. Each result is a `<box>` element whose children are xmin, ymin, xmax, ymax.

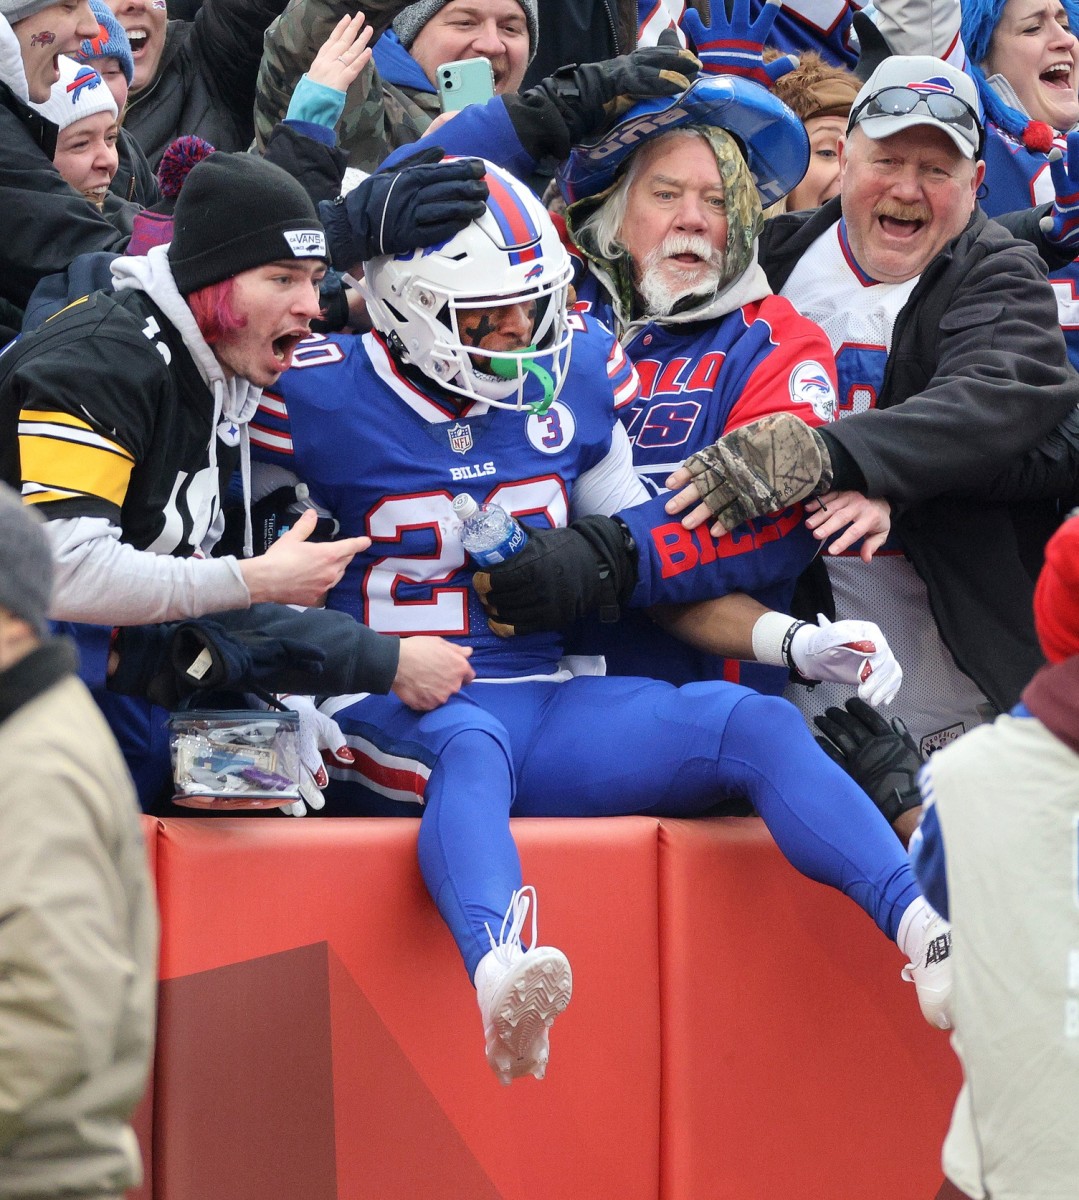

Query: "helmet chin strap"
<box><xmin>489</xmin><ymin>351</ymin><xmax>555</xmax><ymax>415</ymax></box>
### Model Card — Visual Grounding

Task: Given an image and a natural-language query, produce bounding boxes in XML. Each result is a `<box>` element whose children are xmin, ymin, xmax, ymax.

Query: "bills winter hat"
<box><xmin>76</xmin><ymin>0</ymin><xmax>134</xmax><ymax>86</ymax></box>
<box><xmin>392</xmin><ymin>0</ymin><xmax>538</xmax><ymax>64</ymax></box>
<box><xmin>30</xmin><ymin>54</ymin><xmax>117</xmax><ymax>130</ymax></box>
<box><xmin>168</xmin><ymin>152</ymin><xmax>328</xmax><ymax>294</ymax></box>
<box><xmin>1033</xmin><ymin>513</ymin><xmax>1079</xmax><ymax>663</ymax></box>
<box><xmin>0</xmin><ymin>482</ymin><xmax>53</xmax><ymax>638</ymax></box>
<box><xmin>0</xmin><ymin>0</ymin><xmax>63</xmax><ymax>24</ymax></box>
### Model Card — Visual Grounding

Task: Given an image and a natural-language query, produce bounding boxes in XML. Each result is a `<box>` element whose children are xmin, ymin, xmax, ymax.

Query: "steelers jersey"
<box><xmin>1</xmin><ymin>288</ymin><xmax>239</xmax><ymax>556</ymax></box>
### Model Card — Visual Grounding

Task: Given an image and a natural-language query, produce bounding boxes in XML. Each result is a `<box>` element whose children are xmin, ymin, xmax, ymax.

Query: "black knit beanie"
<box><xmin>168</xmin><ymin>152</ymin><xmax>327</xmax><ymax>295</ymax></box>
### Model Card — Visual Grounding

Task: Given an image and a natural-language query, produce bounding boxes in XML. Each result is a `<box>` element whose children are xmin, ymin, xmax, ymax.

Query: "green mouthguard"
<box><xmin>489</xmin><ymin>351</ymin><xmax>555</xmax><ymax>416</ymax></box>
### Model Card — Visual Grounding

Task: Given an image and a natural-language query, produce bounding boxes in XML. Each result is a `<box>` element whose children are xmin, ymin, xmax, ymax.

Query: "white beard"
<box><xmin>636</xmin><ymin>233</ymin><xmax>725</xmax><ymax>317</ymax></box>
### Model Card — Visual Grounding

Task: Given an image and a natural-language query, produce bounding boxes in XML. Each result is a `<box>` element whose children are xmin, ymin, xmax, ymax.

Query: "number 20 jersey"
<box><xmin>250</xmin><ymin>316</ymin><xmax>645</xmax><ymax>679</ymax></box>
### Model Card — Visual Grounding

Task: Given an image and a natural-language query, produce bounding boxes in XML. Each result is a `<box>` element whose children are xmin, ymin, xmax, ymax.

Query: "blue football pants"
<box><xmin>325</xmin><ymin>676</ymin><xmax>920</xmax><ymax>979</ymax></box>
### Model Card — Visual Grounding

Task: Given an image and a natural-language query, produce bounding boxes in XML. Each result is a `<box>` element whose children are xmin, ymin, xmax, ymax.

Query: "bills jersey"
<box><xmin>569</xmin><ymin>280</ymin><xmax>837</xmax><ymax>689</ymax></box>
<box><xmin>251</xmin><ymin>317</ymin><xmax>648</xmax><ymax>679</ymax></box>
<box><xmin>980</xmin><ymin>126</ymin><xmax>1079</xmax><ymax>373</ymax></box>
<box><xmin>782</xmin><ymin>220</ymin><xmax>992</xmax><ymax>752</ymax></box>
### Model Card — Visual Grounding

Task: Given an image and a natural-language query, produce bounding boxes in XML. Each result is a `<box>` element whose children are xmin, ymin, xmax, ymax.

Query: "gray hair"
<box><xmin>574</xmin><ymin>129</ymin><xmax>713</xmax><ymax>261</ymax></box>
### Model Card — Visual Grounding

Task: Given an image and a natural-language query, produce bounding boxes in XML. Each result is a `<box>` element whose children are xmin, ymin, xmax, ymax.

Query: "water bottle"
<box><xmin>452</xmin><ymin>493</ymin><xmax>528</xmax><ymax>567</ymax></box>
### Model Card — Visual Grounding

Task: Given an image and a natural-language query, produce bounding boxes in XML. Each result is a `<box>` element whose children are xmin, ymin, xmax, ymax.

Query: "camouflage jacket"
<box><xmin>254</xmin><ymin>0</ymin><xmax>653</xmax><ymax>174</ymax></box>
<box><xmin>254</xmin><ymin>0</ymin><xmax>437</xmax><ymax>173</ymax></box>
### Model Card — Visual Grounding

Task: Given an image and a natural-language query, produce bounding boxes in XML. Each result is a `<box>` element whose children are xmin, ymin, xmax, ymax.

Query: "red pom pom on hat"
<box><xmin>157</xmin><ymin>135</ymin><xmax>215</xmax><ymax>199</ymax></box>
<box><xmin>1023</xmin><ymin>121</ymin><xmax>1056</xmax><ymax>154</ymax></box>
<box><xmin>1033</xmin><ymin>513</ymin><xmax>1079</xmax><ymax>663</ymax></box>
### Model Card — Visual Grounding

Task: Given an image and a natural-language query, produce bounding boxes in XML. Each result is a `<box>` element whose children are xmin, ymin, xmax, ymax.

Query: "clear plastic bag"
<box><xmin>168</xmin><ymin>710</ymin><xmax>301</xmax><ymax>810</ymax></box>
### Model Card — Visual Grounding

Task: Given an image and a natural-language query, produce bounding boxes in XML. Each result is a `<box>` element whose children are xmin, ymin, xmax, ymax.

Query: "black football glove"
<box><xmin>813</xmin><ymin>697</ymin><xmax>924</xmax><ymax>825</ymax></box>
<box><xmin>503</xmin><ymin>31</ymin><xmax>700</xmax><ymax>162</ymax></box>
<box><xmin>110</xmin><ymin>620</ymin><xmax>327</xmax><ymax>708</ymax></box>
<box><xmin>318</xmin><ymin>145</ymin><xmax>489</xmax><ymax>270</ymax></box>
<box><xmin>472</xmin><ymin>515</ymin><xmax>638</xmax><ymax>637</ymax></box>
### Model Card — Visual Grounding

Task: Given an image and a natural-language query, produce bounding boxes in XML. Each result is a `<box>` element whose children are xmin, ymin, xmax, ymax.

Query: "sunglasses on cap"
<box><xmin>846</xmin><ymin>86</ymin><xmax>983</xmax><ymax>158</ymax></box>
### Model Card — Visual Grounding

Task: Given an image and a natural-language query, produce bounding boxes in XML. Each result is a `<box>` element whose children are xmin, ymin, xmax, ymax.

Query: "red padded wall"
<box><xmin>151</xmin><ymin>817</ymin><xmax>662</xmax><ymax>1200</ymax></box>
<box><xmin>657</xmin><ymin>817</ymin><xmax>961</xmax><ymax>1200</ymax></box>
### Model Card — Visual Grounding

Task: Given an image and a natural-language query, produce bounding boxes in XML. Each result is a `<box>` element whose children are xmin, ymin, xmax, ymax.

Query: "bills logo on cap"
<box><xmin>283</xmin><ymin>229</ymin><xmax>327</xmax><ymax>258</ymax></box>
<box><xmin>789</xmin><ymin>360</ymin><xmax>837</xmax><ymax>422</ymax></box>
<box><xmin>67</xmin><ymin>65</ymin><xmax>102</xmax><ymax>102</ymax></box>
<box><xmin>913</xmin><ymin>77</ymin><xmax>957</xmax><ymax>94</ymax></box>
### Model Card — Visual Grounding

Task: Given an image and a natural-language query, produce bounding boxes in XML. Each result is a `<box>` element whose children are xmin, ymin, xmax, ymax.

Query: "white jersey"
<box><xmin>781</xmin><ymin>221</ymin><xmax>992</xmax><ymax>754</ymax></box>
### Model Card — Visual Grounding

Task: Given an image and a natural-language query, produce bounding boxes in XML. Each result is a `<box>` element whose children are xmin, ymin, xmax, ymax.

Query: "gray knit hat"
<box><xmin>0</xmin><ymin>483</ymin><xmax>53</xmax><ymax>638</ymax></box>
<box><xmin>393</xmin><ymin>0</ymin><xmax>538</xmax><ymax>65</ymax></box>
<box><xmin>0</xmin><ymin>0</ymin><xmax>62</xmax><ymax>25</ymax></box>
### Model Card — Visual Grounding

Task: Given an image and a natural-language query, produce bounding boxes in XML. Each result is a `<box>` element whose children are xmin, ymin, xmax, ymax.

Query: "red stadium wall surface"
<box><xmin>133</xmin><ymin>815</ymin><xmax>960</xmax><ymax>1200</ymax></box>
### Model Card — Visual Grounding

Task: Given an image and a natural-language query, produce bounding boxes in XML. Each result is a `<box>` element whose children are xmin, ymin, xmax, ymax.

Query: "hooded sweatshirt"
<box><xmin>4</xmin><ymin>244</ymin><xmax>256</xmax><ymax>625</ymax></box>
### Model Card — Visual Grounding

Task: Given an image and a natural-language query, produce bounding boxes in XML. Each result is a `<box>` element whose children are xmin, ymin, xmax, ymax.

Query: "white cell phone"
<box><xmin>436</xmin><ymin>57</ymin><xmax>495</xmax><ymax>112</ymax></box>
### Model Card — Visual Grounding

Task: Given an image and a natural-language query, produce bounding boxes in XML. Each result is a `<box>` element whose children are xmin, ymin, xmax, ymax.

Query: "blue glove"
<box><xmin>1039</xmin><ymin>131</ymin><xmax>1079</xmax><ymax>255</ymax></box>
<box><xmin>318</xmin><ymin>145</ymin><xmax>488</xmax><ymax>270</ymax></box>
<box><xmin>681</xmin><ymin>0</ymin><xmax>798</xmax><ymax>87</ymax></box>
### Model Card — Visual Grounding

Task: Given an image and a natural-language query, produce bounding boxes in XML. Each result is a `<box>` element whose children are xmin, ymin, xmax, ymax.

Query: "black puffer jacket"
<box><xmin>0</xmin><ymin>80</ymin><xmax>129</xmax><ymax>315</ymax></box>
<box><xmin>110</xmin><ymin>126</ymin><xmax>160</xmax><ymax>207</ymax></box>
<box><xmin>123</xmin><ymin>0</ymin><xmax>289</xmax><ymax>168</ymax></box>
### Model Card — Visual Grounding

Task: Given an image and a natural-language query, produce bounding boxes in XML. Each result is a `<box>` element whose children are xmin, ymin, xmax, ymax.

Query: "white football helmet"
<box><xmin>362</xmin><ymin>160</ymin><xmax>574</xmax><ymax>412</ymax></box>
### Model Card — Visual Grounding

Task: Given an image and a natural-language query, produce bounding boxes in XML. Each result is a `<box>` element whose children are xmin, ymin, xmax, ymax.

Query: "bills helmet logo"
<box><xmin>87</xmin><ymin>22</ymin><xmax>111</xmax><ymax>53</ymax></box>
<box><xmin>67</xmin><ymin>65</ymin><xmax>102</xmax><ymax>101</ymax></box>
<box><xmin>524</xmin><ymin>264</ymin><xmax>543</xmax><ymax>281</ymax></box>
<box><xmin>789</xmin><ymin>360</ymin><xmax>837</xmax><ymax>422</ymax></box>
<box><xmin>447</xmin><ymin>421</ymin><xmax>473</xmax><ymax>455</ymax></box>
<box><xmin>30</xmin><ymin>29</ymin><xmax>55</xmax><ymax>45</ymax></box>
<box><xmin>912</xmin><ymin>77</ymin><xmax>956</xmax><ymax>95</ymax></box>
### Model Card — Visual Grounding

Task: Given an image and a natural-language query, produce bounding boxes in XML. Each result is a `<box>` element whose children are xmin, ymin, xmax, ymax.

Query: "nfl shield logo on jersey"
<box><xmin>448</xmin><ymin>422</ymin><xmax>474</xmax><ymax>455</ymax></box>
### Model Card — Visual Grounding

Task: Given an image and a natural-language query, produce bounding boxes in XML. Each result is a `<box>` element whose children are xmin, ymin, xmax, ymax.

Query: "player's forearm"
<box><xmin>648</xmin><ymin>592</ymin><xmax>769</xmax><ymax>660</ymax></box>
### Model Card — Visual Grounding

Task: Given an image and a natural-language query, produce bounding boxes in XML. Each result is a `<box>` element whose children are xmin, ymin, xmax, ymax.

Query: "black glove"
<box><xmin>503</xmin><ymin>32</ymin><xmax>700</xmax><ymax>161</ymax></box>
<box><xmin>318</xmin><ymin>145</ymin><xmax>489</xmax><ymax>270</ymax></box>
<box><xmin>472</xmin><ymin>515</ymin><xmax>638</xmax><ymax>637</ymax></box>
<box><xmin>813</xmin><ymin>697</ymin><xmax>924</xmax><ymax>825</ymax></box>
<box><xmin>312</xmin><ymin>268</ymin><xmax>350</xmax><ymax>333</ymax></box>
<box><xmin>110</xmin><ymin>620</ymin><xmax>327</xmax><ymax>708</ymax></box>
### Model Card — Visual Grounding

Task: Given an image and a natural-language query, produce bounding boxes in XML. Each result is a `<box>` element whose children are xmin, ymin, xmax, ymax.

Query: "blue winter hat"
<box><xmin>961</xmin><ymin>0</ymin><xmax>1079</xmax><ymax>142</ymax></box>
<box><xmin>76</xmin><ymin>0</ymin><xmax>134</xmax><ymax>86</ymax></box>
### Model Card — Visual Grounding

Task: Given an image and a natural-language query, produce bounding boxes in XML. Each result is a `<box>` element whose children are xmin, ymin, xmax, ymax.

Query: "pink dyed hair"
<box><xmin>187</xmin><ymin>277</ymin><xmax>247</xmax><ymax>344</ymax></box>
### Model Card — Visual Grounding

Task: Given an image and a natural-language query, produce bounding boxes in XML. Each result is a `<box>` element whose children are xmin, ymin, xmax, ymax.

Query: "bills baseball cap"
<box><xmin>847</xmin><ymin>55</ymin><xmax>983</xmax><ymax>159</ymax></box>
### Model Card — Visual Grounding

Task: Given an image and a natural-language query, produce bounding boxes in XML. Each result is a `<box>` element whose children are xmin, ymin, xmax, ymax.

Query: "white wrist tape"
<box><xmin>751</xmin><ymin>611</ymin><xmax>805</xmax><ymax>668</ymax></box>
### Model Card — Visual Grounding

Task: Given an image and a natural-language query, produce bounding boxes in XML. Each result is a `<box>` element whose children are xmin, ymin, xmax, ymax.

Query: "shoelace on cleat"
<box><xmin>484</xmin><ymin>884</ymin><xmax>538</xmax><ymax>970</ymax></box>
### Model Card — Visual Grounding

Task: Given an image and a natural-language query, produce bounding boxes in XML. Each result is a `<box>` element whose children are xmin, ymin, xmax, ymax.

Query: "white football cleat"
<box><xmin>901</xmin><ymin>911</ymin><xmax>953</xmax><ymax>1030</ymax></box>
<box><xmin>474</xmin><ymin>886</ymin><xmax>572</xmax><ymax>1085</ymax></box>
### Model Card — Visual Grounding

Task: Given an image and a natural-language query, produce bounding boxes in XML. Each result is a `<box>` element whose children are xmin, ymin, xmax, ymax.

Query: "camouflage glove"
<box><xmin>472</xmin><ymin>516</ymin><xmax>638</xmax><ymax>637</ymax></box>
<box><xmin>813</xmin><ymin>697</ymin><xmax>924</xmax><ymax>825</ymax></box>
<box><xmin>682</xmin><ymin>413</ymin><xmax>833</xmax><ymax>533</ymax></box>
<box><xmin>503</xmin><ymin>30</ymin><xmax>700</xmax><ymax>162</ymax></box>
